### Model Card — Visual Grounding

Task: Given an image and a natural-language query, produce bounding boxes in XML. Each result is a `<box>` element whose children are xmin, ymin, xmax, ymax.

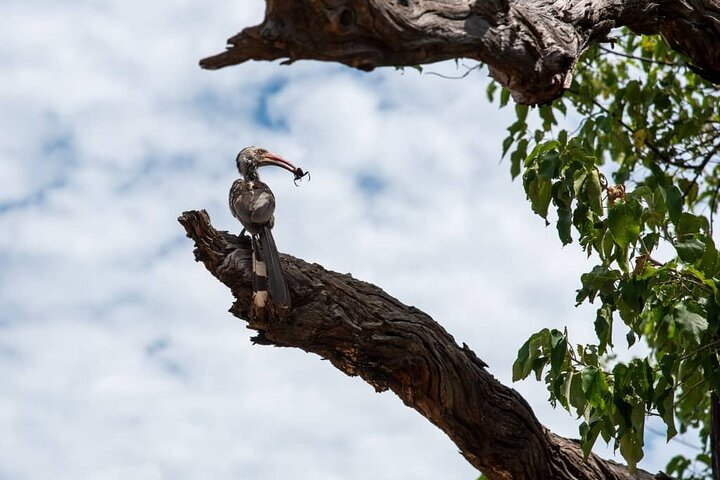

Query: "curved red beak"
<box><xmin>259</xmin><ymin>151</ymin><xmax>298</xmax><ymax>174</ymax></box>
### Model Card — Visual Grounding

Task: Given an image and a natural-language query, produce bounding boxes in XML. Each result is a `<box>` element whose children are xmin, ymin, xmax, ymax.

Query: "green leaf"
<box><xmin>607</xmin><ymin>200</ymin><xmax>642</xmax><ymax>249</ymax></box>
<box><xmin>568</xmin><ymin>371</ymin><xmax>587</xmax><ymax>415</ymax></box>
<box><xmin>558</xmin><ymin>129</ymin><xmax>568</xmax><ymax>147</ymax></box>
<box><xmin>651</xmin><ymin>186</ymin><xmax>667</xmax><ymax>220</ymax></box>
<box><xmin>676</xmin><ymin>212</ymin><xmax>709</xmax><ymax>237</ymax></box>
<box><xmin>557</xmin><ymin>206</ymin><xmax>573</xmax><ymax>245</ymax></box>
<box><xmin>613</xmin><ymin>393</ymin><xmax>633</xmax><ymax>430</ymax></box>
<box><xmin>675</xmin><ymin>238</ymin><xmax>705</xmax><ymax>264</ymax></box>
<box><xmin>579</xmin><ymin>419</ymin><xmax>602</xmax><ymax>459</ymax></box>
<box><xmin>673</xmin><ymin>304</ymin><xmax>708</xmax><ymax>344</ymax></box>
<box><xmin>502</xmin><ymin>136</ymin><xmax>514</xmax><ymax>158</ymax></box>
<box><xmin>585</xmin><ymin>170</ymin><xmax>604</xmax><ymax>215</ymax></box>
<box><xmin>702</xmin><ymin>349</ymin><xmax>720</xmax><ymax>392</ymax></box>
<box><xmin>601</xmin><ymin>230</ymin><xmax>614</xmax><ymax>264</ymax></box>
<box><xmin>538</xmin><ymin>151</ymin><xmax>560</xmax><ymax>179</ymax></box>
<box><xmin>656</xmin><ymin>387</ymin><xmax>677</xmax><ymax>440</ymax></box>
<box><xmin>510</xmin><ymin>138</ymin><xmax>528</xmax><ymax>179</ymax></box>
<box><xmin>581</xmin><ymin>367</ymin><xmax>599</xmax><ymax>394</ymax></box>
<box><xmin>628</xmin><ymin>185</ymin><xmax>653</xmax><ymax>203</ymax></box>
<box><xmin>573</xmin><ymin>170</ymin><xmax>588</xmax><ymax>196</ymax></box>
<box><xmin>581</xmin><ymin>366</ymin><xmax>608</xmax><ymax>409</ymax></box>
<box><xmin>666</xmin><ymin>455</ymin><xmax>692</xmax><ymax>477</ymax></box>
<box><xmin>664</xmin><ymin>185</ymin><xmax>682</xmax><ymax>225</ymax></box>
<box><xmin>630</xmin><ymin>399</ymin><xmax>645</xmax><ymax>432</ymax></box>
<box><xmin>499</xmin><ymin>88</ymin><xmax>510</xmax><ymax>107</ymax></box>
<box><xmin>550</xmin><ymin>329</ymin><xmax>567</xmax><ymax>375</ymax></box>
<box><xmin>594</xmin><ymin>305</ymin><xmax>613</xmax><ymax>355</ymax></box>
<box><xmin>619</xmin><ymin>428</ymin><xmax>644</xmax><ymax>472</ymax></box>
<box><xmin>641</xmin><ymin>232</ymin><xmax>660</xmax><ymax>251</ymax></box>
<box><xmin>577</xmin><ymin>266</ymin><xmax>621</xmax><ymax>304</ymax></box>
<box><xmin>526</xmin><ymin>175</ymin><xmax>553</xmax><ymax>220</ymax></box>
<box><xmin>485</xmin><ymin>82</ymin><xmax>497</xmax><ymax>102</ymax></box>
<box><xmin>513</xmin><ymin>329</ymin><xmax>550</xmax><ymax>381</ymax></box>
<box><xmin>515</xmin><ymin>104</ymin><xmax>529</xmax><ymax>122</ymax></box>
<box><xmin>678</xmin><ymin>178</ymin><xmax>699</xmax><ymax>204</ymax></box>
<box><xmin>539</xmin><ymin>105</ymin><xmax>557</xmax><ymax>130</ymax></box>
<box><xmin>698</xmin><ymin>453</ymin><xmax>713</xmax><ymax>467</ymax></box>
<box><xmin>531</xmin><ymin>356</ymin><xmax>547</xmax><ymax>381</ymax></box>
<box><xmin>699</xmin><ymin>236</ymin><xmax>717</xmax><ymax>275</ymax></box>
<box><xmin>560</xmin><ymin>371</ymin><xmax>574</xmax><ymax>410</ymax></box>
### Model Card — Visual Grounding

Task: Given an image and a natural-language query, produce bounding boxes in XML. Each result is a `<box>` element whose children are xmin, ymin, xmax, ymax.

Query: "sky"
<box><xmin>0</xmin><ymin>1</ymin><xmax>700</xmax><ymax>479</ymax></box>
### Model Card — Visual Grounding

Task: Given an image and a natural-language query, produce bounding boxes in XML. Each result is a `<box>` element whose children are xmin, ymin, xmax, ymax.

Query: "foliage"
<box><xmin>493</xmin><ymin>31</ymin><xmax>720</xmax><ymax>475</ymax></box>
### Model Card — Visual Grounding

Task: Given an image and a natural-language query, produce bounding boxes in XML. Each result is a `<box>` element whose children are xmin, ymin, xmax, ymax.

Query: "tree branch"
<box><xmin>598</xmin><ymin>46</ymin><xmax>679</xmax><ymax>67</ymax></box>
<box><xmin>199</xmin><ymin>0</ymin><xmax>720</xmax><ymax>105</ymax></box>
<box><xmin>178</xmin><ymin>209</ymin><xmax>672</xmax><ymax>480</ymax></box>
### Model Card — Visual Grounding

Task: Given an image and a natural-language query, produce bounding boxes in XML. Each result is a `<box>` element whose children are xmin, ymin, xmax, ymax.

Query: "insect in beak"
<box><xmin>293</xmin><ymin>167</ymin><xmax>310</xmax><ymax>186</ymax></box>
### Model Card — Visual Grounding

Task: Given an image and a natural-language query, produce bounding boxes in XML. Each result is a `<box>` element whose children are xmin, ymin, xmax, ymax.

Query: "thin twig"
<box><xmin>646</xmin><ymin>427</ymin><xmax>701</xmax><ymax>450</ymax></box>
<box><xmin>568</xmin><ymin>90</ymin><xmax>714</xmax><ymax>171</ymax></box>
<box><xmin>683</xmin><ymin>141</ymin><xmax>720</xmax><ymax>200</ymax></box>
<box><xmin>678</xmin><ymin>339</ymin><xmax>720</xmax><ymax>364</ymax></box>
<box><xmin>675</xmin><ymin>378</ymin><xmax>707</xmax><ymax>408</ymax></box>
<box><xmin>585</xmin><ymin>96</ymin><xmax>675</xmax><ymax>165</ymax></box>
<box><xmin>599</xmin><ymin>46</ymin><xmax>678</xmax><ymax>67</ymax></box>
<box><xmin>683</xmin><ymin>143</ymin><xmax>720</xmax><ymax>200</ymax></box>
<box><xmin>425</xmin><ymin>63</ymin><xmax>482</xmax><ymax>79</ymax></box>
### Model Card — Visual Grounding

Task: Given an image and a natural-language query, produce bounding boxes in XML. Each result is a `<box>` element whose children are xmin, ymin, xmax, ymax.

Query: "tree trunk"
<box><xmin>712</xmin><ymin>393</ymin><xmax>720</xmax><ymax>480</ymax></box>
<box><xmin>199</xmin><ymin>0</ymin><xmax>720</xmax><ymax>105</ymax></box>
<box><xmin>178</xmin><ymin>209</ymin><xmax>674</xmax><ymax>480</ymax></box>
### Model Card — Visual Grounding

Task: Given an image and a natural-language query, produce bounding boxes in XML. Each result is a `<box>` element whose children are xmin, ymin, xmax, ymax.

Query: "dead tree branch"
<box><xmin>199</xmin><ymin>0</ymin><xmax>719</xmax><ymax>104</ymax></box>
<box><xmin>178</xmin><ymin>209</ymin><xmax>673</xmax><ymax>480</ymax></box>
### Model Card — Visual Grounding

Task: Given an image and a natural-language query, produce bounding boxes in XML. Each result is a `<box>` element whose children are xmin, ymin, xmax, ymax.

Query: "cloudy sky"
<box><xmin>0</xmin><ymin>1</ymin><xmax>699</xmax><ymax>479</ymax></box>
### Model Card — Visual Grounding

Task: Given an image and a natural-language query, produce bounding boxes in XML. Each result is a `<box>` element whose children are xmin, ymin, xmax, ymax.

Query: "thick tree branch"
<box><xmin>199</xmin><ymin>0</ymin><xmax>719</xmax><ymax>104</ymax></box>
<box><xmin>178</xmin><ymin>209</ymin><xmax>672</xmax><ymax>480</ymax></box>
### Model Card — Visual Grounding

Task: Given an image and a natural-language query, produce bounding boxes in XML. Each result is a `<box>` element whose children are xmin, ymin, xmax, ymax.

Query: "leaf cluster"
<box><xmin>492</xmin><ymin>30</ymin><xmax>720</xmax><ymax>474</ymax></box>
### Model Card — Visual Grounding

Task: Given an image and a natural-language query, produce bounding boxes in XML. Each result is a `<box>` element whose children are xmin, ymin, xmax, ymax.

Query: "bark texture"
<box><xmin>200</xmin><ymin>0</ymin><xmax>720</xmax><ymax>104</ymax></box>
<box><xmin>179</xmin><ymin>209</ymin><xmax>674</xmax><ymax>480</ymax></box>
<box><xmin>712</xmin><ymin>393</ymin><xmax>720</xmax><ymax>480</ymax></box>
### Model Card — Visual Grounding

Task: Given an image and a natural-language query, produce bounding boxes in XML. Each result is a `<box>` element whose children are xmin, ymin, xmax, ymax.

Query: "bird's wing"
<box><xmin>260</xmin><ymin>225</ymin><xmax>291</xmax><ymax>307</ymax></box>
<box><xmin>228</xmin><ymin>179</ymin><xmax>246</xmax><ymax>221</ymax></box>
<box><xmin>249</xmin><ymin>188</ymin><xmax>275</xmax><ymax>224</ymax></box>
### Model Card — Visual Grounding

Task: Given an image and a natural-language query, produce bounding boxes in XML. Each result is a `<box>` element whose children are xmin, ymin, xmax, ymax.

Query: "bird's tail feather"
<box><xmin>259</xmin><ymin>226</ymin><xmax>291</xmax><ymax>308</ymax></box>
<box><xmin>250</xmin><ymin>236</ymin><xmax>268</xmax><ymax>309</ymax></box>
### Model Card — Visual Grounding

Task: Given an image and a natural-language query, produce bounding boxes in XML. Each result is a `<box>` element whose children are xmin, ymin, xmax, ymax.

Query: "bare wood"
<box><xmin>199</xmin><ymin>0</ymin><xmax>719</xmax><ymax>104</ymax></box>
<box><xmin>178</xmin><ymin>209</ymin><xmax>673</xmax><ymax>480</ymax></box>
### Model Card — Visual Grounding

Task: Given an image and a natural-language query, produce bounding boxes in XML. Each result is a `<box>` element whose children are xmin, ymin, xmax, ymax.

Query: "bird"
<box><xmin>229</xmin><ymin>146</ymin><xmax>304</xmax><ymax>311</ymax></box>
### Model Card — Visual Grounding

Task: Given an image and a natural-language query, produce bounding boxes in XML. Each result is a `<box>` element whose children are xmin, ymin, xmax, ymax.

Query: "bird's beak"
<box><xmin>258</xmin><ymin>151</ymin><xmax>299</xmax><ymax>174</ymax></box>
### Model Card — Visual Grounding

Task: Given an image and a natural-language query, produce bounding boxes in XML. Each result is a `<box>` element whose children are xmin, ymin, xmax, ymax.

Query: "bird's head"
<box><xmin>236</xmin><ymin>146</ymin><xmax>302</xmax><ymax>181</ymax></box>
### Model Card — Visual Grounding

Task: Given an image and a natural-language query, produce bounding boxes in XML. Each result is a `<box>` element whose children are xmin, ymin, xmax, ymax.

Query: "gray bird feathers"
<box><xmin>228</xmin><ymin>147</ymin><xmax>307</xmax><ymax>310</ymax></box>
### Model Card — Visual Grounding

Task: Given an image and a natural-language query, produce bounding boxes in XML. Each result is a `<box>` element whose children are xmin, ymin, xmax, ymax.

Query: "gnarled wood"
<box><xmin>179</xmin><ymin>209</ymin><xmax>673</xmax><ymax>480</ymax></box>
<box><xmin>199</xmin><ymin>0</ymin><xmax>720</xmax><ymax>104</ymax></box>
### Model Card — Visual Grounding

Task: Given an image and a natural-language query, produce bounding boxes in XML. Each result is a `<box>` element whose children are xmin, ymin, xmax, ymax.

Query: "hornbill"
<box><xmin>229</xmin><ymin>146</ymin><xmax>305</xmax><ymax>311</ymax></box>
